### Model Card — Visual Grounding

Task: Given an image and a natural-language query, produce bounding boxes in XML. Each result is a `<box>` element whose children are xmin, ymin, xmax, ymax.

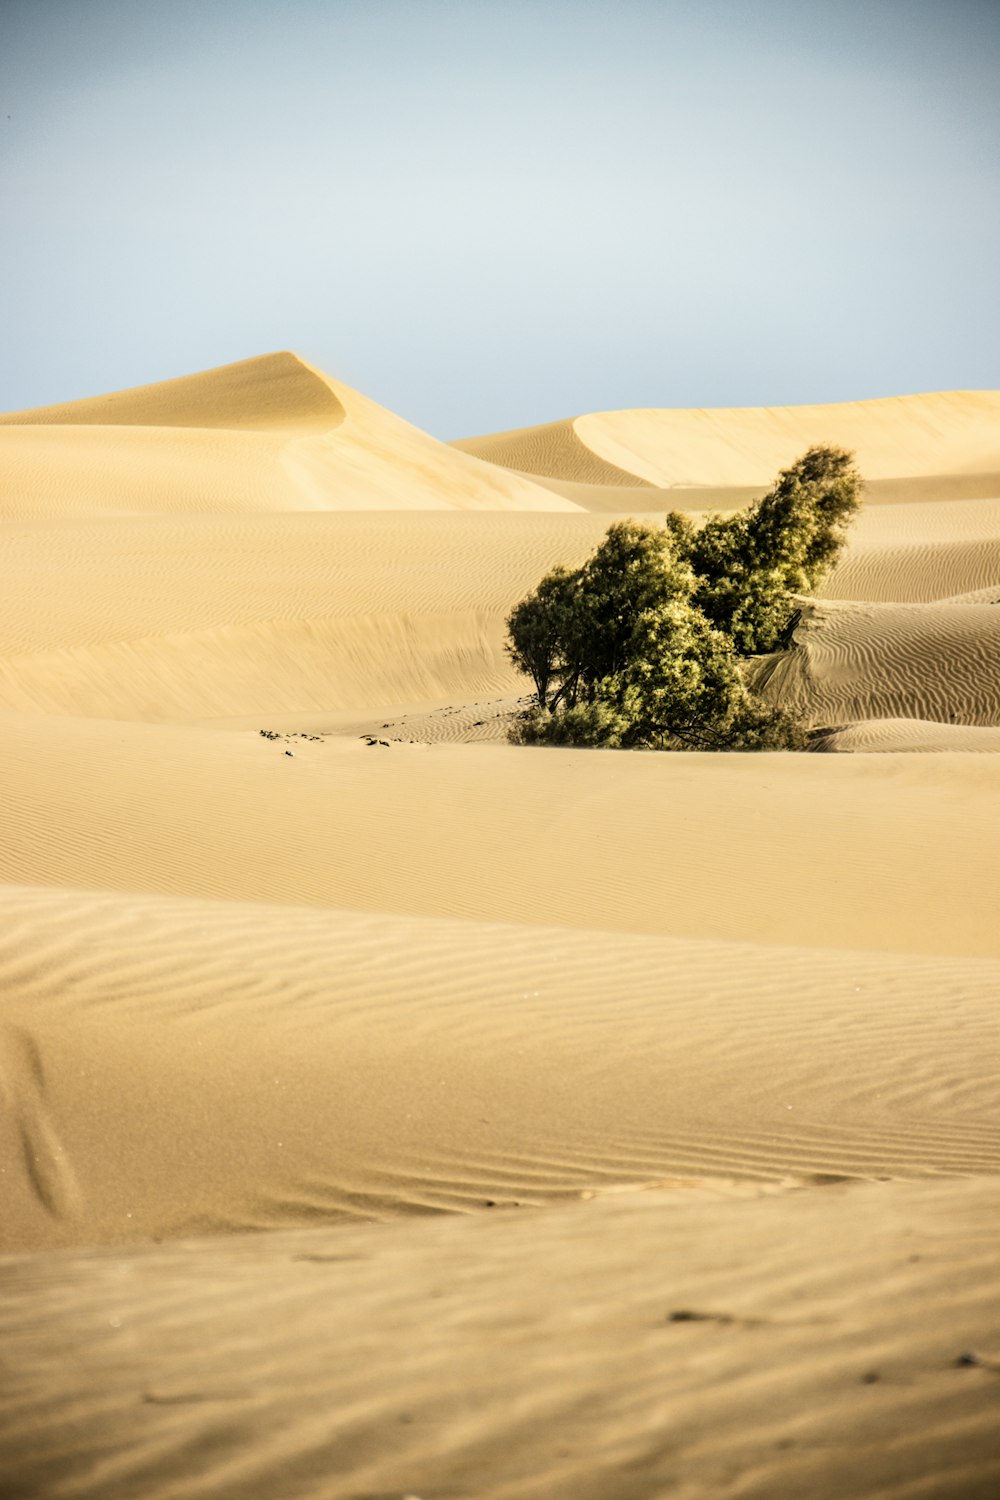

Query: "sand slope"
<box><xmin>1</xmin><ymin>713</ymin><xmax>998</xmax><ymax>957</ymax></box>
<box><xmin>3</xmin><ymin>1176</ymin><xmax>1000</xmax><ymax>1500</ymax></box>
<box><xmin>0</xmin><ymin>499</ymin><xmax>997</xmax><ymax>723</ymax></box>
<box><xmin>822</xmin><ymin>497</ymin><xmax>1000</xmax><ymax>603</ymax></box>
<box><xmin>812</xmin><ymin>718</ymin><xmax>1000</xmax><ymax>752</ymax></box>
<box><xmin>2</xmin><ymin>356</ymin><xmax>1000</xmax><ymax>1499</ymax></box>
<box><xmin>754</xmin><ymin>597</ymin><xmax>1000</xmax><ymax>729</ymax></box>
<box><xmin>2</xmin><ymin>881</ymin><xmax>999</xmax><ymax>1254</ymax></box>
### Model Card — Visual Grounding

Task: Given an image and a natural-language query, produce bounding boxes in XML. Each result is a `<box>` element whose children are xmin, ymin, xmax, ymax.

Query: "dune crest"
<box><xmin>0</xmin><ymin>350</ymin><xmax>347</xmax><ymax>433</ymax></box>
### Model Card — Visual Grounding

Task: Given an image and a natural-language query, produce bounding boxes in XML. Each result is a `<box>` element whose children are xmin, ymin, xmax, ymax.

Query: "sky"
<box><xmin>2</xmin><ymin>0</ymin><xmax>998</xmax><ymax>437</ymax></box>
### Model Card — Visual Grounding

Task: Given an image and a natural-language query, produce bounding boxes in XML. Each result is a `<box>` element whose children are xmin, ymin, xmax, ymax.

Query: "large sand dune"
<box><xmin>0</xmin><ymin>352</ymin><xmax>578</xmax><ymax>517</ymax></box>
<box><xmin>2</xmin><ymin>356</ymin><xmax>999</xmax><ymax>1498</ymax></box>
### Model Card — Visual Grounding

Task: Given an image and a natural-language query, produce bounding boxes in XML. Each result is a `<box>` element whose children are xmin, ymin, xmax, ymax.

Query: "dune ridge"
<box><xmin>0</xmin><ymin>350</ymin><xmax>347</xmax><ymax>432</ymax></box>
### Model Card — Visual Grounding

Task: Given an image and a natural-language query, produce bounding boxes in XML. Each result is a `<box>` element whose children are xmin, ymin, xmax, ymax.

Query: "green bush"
<box><xmin>505</xmin><ymin>446</ymin><xmax>860</xmax><ymax>751</ymax></box>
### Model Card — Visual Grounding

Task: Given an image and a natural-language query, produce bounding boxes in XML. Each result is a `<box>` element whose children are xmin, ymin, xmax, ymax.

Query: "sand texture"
<box><xmin>1</xmin><ymin>356</ymin><xmax>999</xmax><ymax>1499</ymax></box>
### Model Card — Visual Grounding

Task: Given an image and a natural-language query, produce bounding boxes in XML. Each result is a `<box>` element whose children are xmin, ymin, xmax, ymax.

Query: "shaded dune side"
<box><xmin>0</xmin><ymin>712</ymin><xmax>998</xmax><ymax>957</ymax></box>
<box><xmin>0</xmin><ymin>613</ymin><xmax>522</xmax><ymax>722</ymax></box>
<box><xmin>0</xmin><ymin>512</ymin><xmax>612</xmax><ymax>657</ymax></box>
<box><xmin>3</xmin><ymin>1177</ymin><xmax>999</xmax><ymax>1500</ymax></box>
<box><xmin>1</xmin><ymin>882</ymin><xmax>999</xmax><ymax>1251</ymax></box>
<box><xmin>753</xmin><ymin>599</ymin><xmax>1000</xmax><ymax>730</ymax></box>
<box><xmin>0</xmin><ymin>512</ymin><xmax>615</xmax><ymax>717</ymax></box>
<box><xmin>453</xmin><ymin>417</ymin><xmax>647</xmax><ymax>485</ymax></box>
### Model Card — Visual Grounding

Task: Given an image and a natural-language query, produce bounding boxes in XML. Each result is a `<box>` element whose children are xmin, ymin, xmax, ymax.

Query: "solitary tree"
<box><xmin>505</xmin><ymin>446</ymin><xmax>861</xmax><ymax>750</ymax></box>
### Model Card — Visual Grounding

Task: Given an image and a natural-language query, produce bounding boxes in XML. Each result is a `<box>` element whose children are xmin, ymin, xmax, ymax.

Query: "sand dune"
<box><xmin>0</xmin><ymin>498</ymin><xmax>997</xmax><ymax>723</ymax></box>
<box><xmin>2</xmin><ymin>354</ymin><xmax>1000</xmax><ymax>1498</ymax></box>
<box><xmin>823</xmin><ymin>497</ymin><xmax>1000</xmax><ymax>603</ymax></box>
<box><xmin>813</xmin><ymin>718</ymin><xmax>1000</xmax><ymax>752</ymax></box>
<box><xmin>0</xmin><ymin>349</ymin><xmax>349</xmax><ymax>433</ymax></box>
<box><xmin>456</xmin><ymin>389</ymin><xmax>1000</xmax><ymax>507</ymax></box>
<box><xmin>0</xmin><ymin>352</ymin><xmax>578</xmax><ymax>516</ymax></box>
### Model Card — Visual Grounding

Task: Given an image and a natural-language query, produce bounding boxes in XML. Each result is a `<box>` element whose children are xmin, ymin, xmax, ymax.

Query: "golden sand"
<box><xmin>1</xmin><ymin>354</ymin><xmax>998</xmax><ymax>1498</ymax></box>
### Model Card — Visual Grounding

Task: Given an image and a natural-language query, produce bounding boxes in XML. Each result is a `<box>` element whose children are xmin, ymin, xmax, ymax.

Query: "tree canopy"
<box><xmin>505</xmin><ymin>445</ymin><xmax>861</xmax><ymax>750</ymax></box>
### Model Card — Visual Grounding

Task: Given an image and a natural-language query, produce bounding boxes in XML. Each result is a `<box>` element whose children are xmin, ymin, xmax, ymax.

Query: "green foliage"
<box><xmin>506</xmin><ymin>521</ymin><xmax>695</xmax><ymax>713</ymax></box>
<box><xmin>511</xmin><ymin>698</ymin><xmax>629</xmax><ymax>748</ymax></box>
<box><xmin>686</xmin><ymin>445</ymin><xmax>862</xmax><ymax>653</ymax></box>
<box><xmin>505</xmin><ymin>446</ymin><xmax>861</xmax><ymax>752</ymax></box>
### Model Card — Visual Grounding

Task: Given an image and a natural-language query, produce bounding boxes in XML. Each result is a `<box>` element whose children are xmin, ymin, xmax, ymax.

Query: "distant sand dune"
<box><xmin>456</xmin><ymin>390</ymin><xmax>1000</xmax><ymax>504</ymax></box>
<box><xmin>0</xmin><ymin>350</ymin><xmax>346</xmax><ymax>433</ymax></box>
<box><xmin>454</xmin><ymin>415</ymin><xmax>648</xmax><ymax>485</ymax></box>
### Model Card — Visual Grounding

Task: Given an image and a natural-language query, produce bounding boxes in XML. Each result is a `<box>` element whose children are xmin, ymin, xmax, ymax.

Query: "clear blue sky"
<box><xmin>2</xmin><ymin>0</ymin><xmax>998</xmax><ymax>436</ymax></box>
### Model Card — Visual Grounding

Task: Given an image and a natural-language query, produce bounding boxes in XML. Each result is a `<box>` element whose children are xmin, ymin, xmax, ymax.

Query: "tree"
<box><xmin>505</xmin><ymin>446</ymin><xmax>861</xmax><ymax>751</ymax></box>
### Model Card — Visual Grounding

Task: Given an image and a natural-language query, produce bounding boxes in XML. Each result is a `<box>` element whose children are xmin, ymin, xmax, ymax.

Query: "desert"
<box><xmin>0</xmin><ymin>347</ymin><xmax>998</xmax><ymax>1498</ymax></box>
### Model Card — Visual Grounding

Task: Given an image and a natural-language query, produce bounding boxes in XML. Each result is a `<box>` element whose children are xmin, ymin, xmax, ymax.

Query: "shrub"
<box><xmin>505</xmin><ymin>446</ymin><xmax>861</xmax><ymax>750</ymax></box>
